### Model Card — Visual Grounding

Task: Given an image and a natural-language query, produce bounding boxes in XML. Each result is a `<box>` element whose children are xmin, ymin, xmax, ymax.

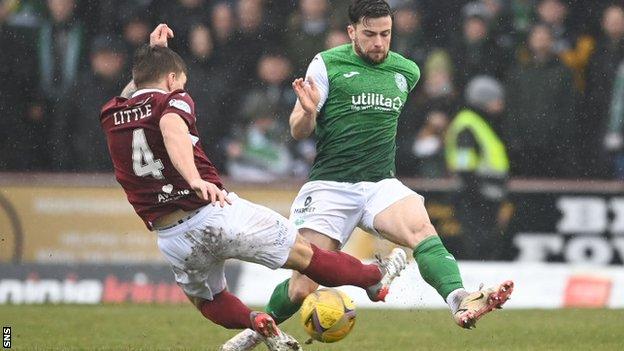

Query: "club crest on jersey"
<box><xmin>395</xmin><ymin>73</ymin><xmax>408</xmax><ymax>93</ymax></box>
<box><xmin>169</xmin><ymin>98</ymin><xmax>191</xmax><ymax>114</ymax></box>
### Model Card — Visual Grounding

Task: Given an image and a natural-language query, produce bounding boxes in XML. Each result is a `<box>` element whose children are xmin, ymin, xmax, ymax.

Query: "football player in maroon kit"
<box><xmin>99</xmin><ymin>24</ymin><xmax>407</xmax><ymax>351</ymax></box>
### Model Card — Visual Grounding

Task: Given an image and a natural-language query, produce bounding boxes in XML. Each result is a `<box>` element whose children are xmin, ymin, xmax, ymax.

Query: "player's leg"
<box><xmin>184</xmin><ymin>278</ymin><xmax>302</xmax><ymax>351</ymax></box>
<box><xmin>280</xmin><ymin>233</ymin><xmax>401</xmax><ymax>296</ymax></box>
<box><xmin>264</xmin><ymin>181</ymin><xmax>362</xmax><ymax>323</ymax></box>
<box><xmin>266</xmin><ymin>229</ymin><xmax>339</xmax><ymax>324</ymax></box>
<box><xmin>157</xmin><ymin>215</ymin><xmax>301</xmax><ymax>351</ymax></box>
<box><xmin>367</xmin><ymin>180</ymin><xmax>513</xmax><ymax>328</ymax></box>
<box><xmin>219</xmin><ymin>193</ymin><xmax>404</xmax><ymax>298</ymax></box>
<box><xmin>223</xmin><ymin>186</ymin><xmax>407</xmax><ymax>350</ymax></box>
<box><xmin>371</xmin><ymin>194</ymin><xmax>465</xmax><ymax>300</ymax></box>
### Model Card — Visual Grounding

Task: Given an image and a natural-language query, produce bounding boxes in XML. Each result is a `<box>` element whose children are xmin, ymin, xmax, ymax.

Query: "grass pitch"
<box><xmin>1</xmin><ymin>305</ymin><xmax>622</xmax><ymax>350</ymax></box>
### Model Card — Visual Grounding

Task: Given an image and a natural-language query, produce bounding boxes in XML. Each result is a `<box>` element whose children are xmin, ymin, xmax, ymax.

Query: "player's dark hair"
<box><xmin>132</xmin><ymin>45</ymin><xmax>188</xmax><ymax>87</ymax></box>
<box><xmin>348</xmin><ymin>0</ymin><xmax>393</xmax><ymax>25</ymax></box>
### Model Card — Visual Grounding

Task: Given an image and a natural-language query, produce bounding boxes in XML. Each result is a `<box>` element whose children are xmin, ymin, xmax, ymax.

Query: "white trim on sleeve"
<box><xmin>305</xmin><ymin>54</ymin><xmax>329</xmax><ymax>112</ymax></box>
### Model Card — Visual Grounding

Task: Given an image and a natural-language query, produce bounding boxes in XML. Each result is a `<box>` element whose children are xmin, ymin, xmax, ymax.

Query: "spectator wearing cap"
<box><xmin>50</xmin><ymin>35</ymin><xmax>127</xmax><ymax>171</ymax></box>
<box><xmin>504</xmin><ymin>23</ymin><xmax>577</xmax><ymax>178</ymax></box>
<box><xmin>445</xmin><ymin>75</ymin><xmax>509</xmax><ymax>260</ymax></box>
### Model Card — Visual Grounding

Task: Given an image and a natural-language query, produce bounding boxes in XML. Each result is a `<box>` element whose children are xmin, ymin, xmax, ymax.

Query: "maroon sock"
<box><xmin>301</xmin><ymin>244</ymin><xmax>382</xmax><ymax>288</ymax></box>
<box><xmin>200</xmin><ymin>290</ymin><xmax>253</xmax><ymax>329</ymax></box>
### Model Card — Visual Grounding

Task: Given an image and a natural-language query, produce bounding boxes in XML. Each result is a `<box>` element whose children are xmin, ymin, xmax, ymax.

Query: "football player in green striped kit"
<box><xmin>223</xmin><ymin>1</ymin><xmax>513</xmax><ymax>349</ymax></box>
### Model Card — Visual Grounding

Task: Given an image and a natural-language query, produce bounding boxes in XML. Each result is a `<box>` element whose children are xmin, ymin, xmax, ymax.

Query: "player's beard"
<box><xmin>353</xmin><ymin>39</ymin><xmax>388</xmax><ymax>65</ymax></box>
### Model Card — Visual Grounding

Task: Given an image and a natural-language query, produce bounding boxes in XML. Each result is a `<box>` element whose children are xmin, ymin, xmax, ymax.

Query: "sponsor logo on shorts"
<box><xmin>294</xmin><ymin>196</ymin><xmax>315</xmax><ymax>214</ymax></box>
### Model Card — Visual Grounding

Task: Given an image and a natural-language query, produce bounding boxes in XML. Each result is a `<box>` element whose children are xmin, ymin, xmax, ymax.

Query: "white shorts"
<box><xmin>290</xmin><ymin>178</ymin><xmax>420</xmax><ymax>246</ymax></box>
<box><xmin>157</xmin><ymin>193</ymin><xmax>297</xmax><ymax>301</ymax></box>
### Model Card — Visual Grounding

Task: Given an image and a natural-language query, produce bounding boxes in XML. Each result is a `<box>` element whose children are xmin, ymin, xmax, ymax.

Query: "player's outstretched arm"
<box><xmin>160</xmin><ymin>113</ymin><xmax>230</xmax><ymax>207</ymax></box>
<box><xmin>120</xmin><ymin>24</ymin><xmax>175</xmax><ymax>98</ymax></box>
<box><xmin>149</xmin><ymin>23</ymin><xmax>174</xmax><ymax>48</ymax></box>
<box><xmin>290</xmin><ymin>77</ymin><xmax>320</xmax><ymax>140</ymax></box>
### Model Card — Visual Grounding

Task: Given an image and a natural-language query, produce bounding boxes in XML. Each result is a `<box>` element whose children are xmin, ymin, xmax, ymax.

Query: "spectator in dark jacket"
<box><xmin>157</xmin><ymin>0</ymin><xmax>210</xmax><ymax>56</ymax></box>
<box><xmin>449</xmin><ymin>9</ymin><xmax>505</xmax><ymax>90</ymax></box>
<box><xmin>583</xmin><ymin>4</ymin><xmax>624</xmax><ymax>177</ymax></box>
<box><xmin>605</xmin><ymin>59</ymin><xmax>624</xmax><ymax>179</ymax></box>
<box><xmin>185</xmin><ymin>24</ymin><xmax>233</xmax><ymax>169</ymax></box>
<box><xmin>226</xmin><ymin>53</ymin><xmax>299</xmax><ymax>181</ymax></box>
<box><xmin>285</xmin><ymin>0</ymin><xmax>330</xmax><ymax>75</ymax></box>
<box><xmin>391</xmin><ymin>3</ymin><xmax>429</xmax><ymax>66</ymax></box>
<box><xmin>231</xmin><ymin>0</ymin><xmax>273</xmax><ymax>88</ymax></box>
<box><xmin>51</xmin><ymin>35</ymin><xmax>126</xmax><ymax>171</ymax></box>
<box><xmin>120</xmin><ymin>8</ymin><xmax>152</xmax><ymax>72</ymax></box>
<box><xmin>536</xmin><ymin>0</ymin><xmax>595</xmax><ymax>92</ymax></box>
<box><xmin>38</xmin><ymin>0</ymin><xmax>84</xmax><ymax>102</ymax></box>
<box><xmin>397</xmin><ymin>50</ymin><xmax>459</xmax><ymax>177</ymax></box>
<box><xmin>504</xmin><ymin>24</ymin><xmax>577</xmax><ymax>178</ymax></box>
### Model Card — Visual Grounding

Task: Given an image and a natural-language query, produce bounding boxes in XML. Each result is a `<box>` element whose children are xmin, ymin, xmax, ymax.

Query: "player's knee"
<box><xmin>288</xmin><ymin>279</ymin><xmax>318</xmax><ymax>303</ymax></box>
<box><xmin>407</xmin><ymin>222</ymin><xmax>437</xmax><ymax>248</ymax></box>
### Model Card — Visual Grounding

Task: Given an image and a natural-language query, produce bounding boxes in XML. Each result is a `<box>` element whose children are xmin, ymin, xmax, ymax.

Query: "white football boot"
<box><xmin>220</xmin><ymin>312</ymin><xmax>301</xmax><ymax>351</ymax></box>
<box><xmin>453</xmin><ymin>280</ymin><xmax>514</xmax><ymax>329</ymax></box>
<box><xmin>219</xmin><ymin>328</ymin><xmax>262</xmax><ymax>351</ymax></box>
<box><xmin>365</xmin><ymin>248</ymin><xmax>408</xmax><ymax>302</ymax></box>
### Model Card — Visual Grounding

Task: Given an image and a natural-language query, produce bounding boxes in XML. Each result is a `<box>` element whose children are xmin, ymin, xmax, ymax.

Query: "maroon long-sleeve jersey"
<box><xmin>100</xmin><ymin>88</ymin><xmax>223</xmax><ymax>230</ymax></box>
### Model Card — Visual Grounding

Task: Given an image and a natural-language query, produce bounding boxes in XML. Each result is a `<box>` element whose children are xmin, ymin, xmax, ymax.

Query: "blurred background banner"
<box><xmin>1</xmin><ymin>177</ymin><xmax>623</xmax><ymax>307</ymax></box>
<box><xmin>0</xmin><ymin>262</ymin><xmax>241</xmax><ymax>304</ymax></box>
<box><xmin>2</xmin><ymin>175</ymin><xmax>624</xmax><ymax>265</ymax></box>
<box><xmin>0</xmin><ymin>186</ymin><xmax>158</xmax><ymax>264</ymax></box>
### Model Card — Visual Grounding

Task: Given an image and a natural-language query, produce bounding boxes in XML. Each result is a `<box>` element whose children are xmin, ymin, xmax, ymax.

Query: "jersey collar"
<box><xmin>132</xmin><ymin>88</ymin><xmax>168</xmax><ymax>98</ymax></box>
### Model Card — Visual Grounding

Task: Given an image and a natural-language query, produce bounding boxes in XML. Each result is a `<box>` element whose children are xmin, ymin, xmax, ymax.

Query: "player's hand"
<box><xmin>150</xmin><ymin>23</ymin><xmax>174</xmax><ymax>48</ymax></box>
<box><xmin>292</xmin><ymin>77</ymin><xmax>320</xmax><ymax>117</ymax></box>
<box><xmin>189</xmin><ymin>179</ymin><xmax>232</xmax><ymax>207</ymax></box>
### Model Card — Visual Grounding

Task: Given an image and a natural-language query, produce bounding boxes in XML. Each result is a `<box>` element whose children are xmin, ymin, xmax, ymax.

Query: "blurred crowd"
<box><xmin>1</xmin><ymin>0</ymin><xmax>624</xmax><ymax>180</ymax></box>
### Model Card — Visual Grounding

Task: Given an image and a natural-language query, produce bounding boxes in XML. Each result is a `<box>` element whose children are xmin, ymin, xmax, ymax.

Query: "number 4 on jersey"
<box><xmin>132</xmin><ymin>128</ymin><xmax>164</xmax><ymax>179</ymax></box>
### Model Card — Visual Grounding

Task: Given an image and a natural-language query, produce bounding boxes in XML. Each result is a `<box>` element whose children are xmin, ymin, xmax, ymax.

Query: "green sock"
<box><xmin>265</xmin><ymin>279</ymin><xmax>302</xmax><ymax>324</ymax></box>
<box><xmin>413</xmin><ymin>236</ymin><xmax>464</xmax><ymax>300</ymax></box>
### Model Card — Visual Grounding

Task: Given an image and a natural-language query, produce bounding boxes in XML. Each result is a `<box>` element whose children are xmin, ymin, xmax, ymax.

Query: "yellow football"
<box><xmin>299</xmin><ymin>288</ymin><xmax>356</xmax><ymax>343</ymax></box>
